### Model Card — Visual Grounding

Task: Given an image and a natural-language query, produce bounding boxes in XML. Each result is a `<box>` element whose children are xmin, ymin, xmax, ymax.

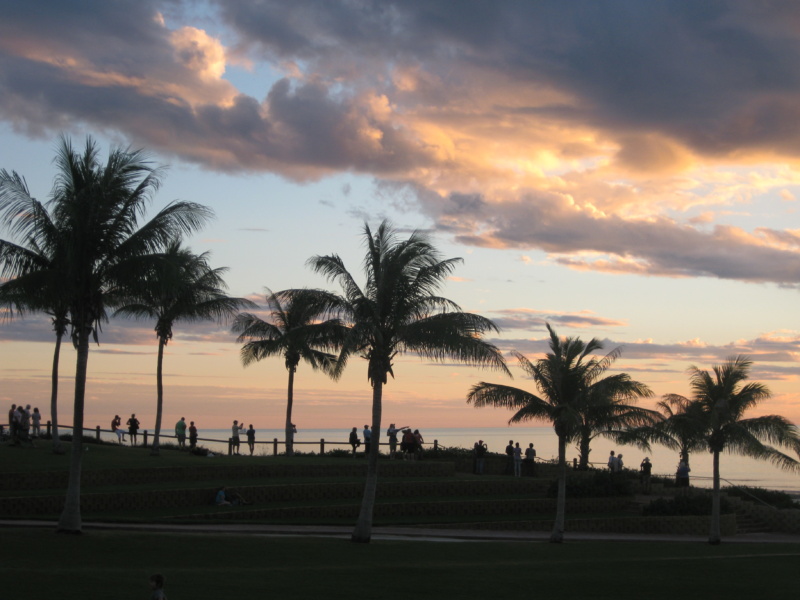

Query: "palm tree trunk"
<box><xmin>285</xmin><ymin>367</ymin><xmax>295</xmax><ymax>456</ymax></box>
<box><xmin>351</xmin><ymin>380</ymin><xmax>382</xmax><ymax>543</ymax></box>
<box><xmin>578</xmin><ymin>433</ymin><xmax>591</xmax><ymax>470</ymax></box>
<box><xmin>550</xmin><ymin>432</ymin><xmax>567</xmax><ymax>543</ymax></box>
<box><xmin>709</xmin><ymin>449</ymin><xmax>721</xmax><ymax>545</ymax></box>
<box><xmin>50</xmin><ymin>332</ymin><xmax>64</xmax><ymax>454</ymax></box>
<box><xmin>151</xmin><ymin>337</ymin><xmax>165</xmax><ymax>456</ymax></box>
<box><xmin>57</xmin><ymin>326</ymin><xmax>90</xmax><ymax>533</ymax></box>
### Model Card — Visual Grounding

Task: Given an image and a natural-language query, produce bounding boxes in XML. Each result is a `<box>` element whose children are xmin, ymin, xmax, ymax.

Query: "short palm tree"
<box><xmin>232</xmin><ymin>288</ymin><xmax>346</xmax><ymax>455</ymax></box>
<box><xmin>617</xmin><ymin>394</ymin><xmax>706</xmax><ymax>468</ymax></box>
<box><xmin>468</xmin><ymin>324</ymin><xmax>621</xmax><ymax>543</ymax></box>
<box><xmin>115</xmin><ymin>241</ymin><xmax>254</xmax><ymax>455</ymax></box>
<box><xmin>309</xmin><ymin>220</ymin><xmax>508</xmax><ymax>543</ymax></box>
<box><xmin>680</xmin><ymin>356</ymin><xmax>800</xmax><ymax>544</ymax></box>
<box><xmin>572</xmin><ymin>370</ymin><xmax>656</xmax><ymax>470</ymax></box>
<box><xmin>0</xmin><ymin>172</ymin><xmax>69</xmax><ymax>453</ymax></box>
<box><xmin>1</xmin><ymin>135</ymin><xmax>211</xmax><ymax>532</ymax></box>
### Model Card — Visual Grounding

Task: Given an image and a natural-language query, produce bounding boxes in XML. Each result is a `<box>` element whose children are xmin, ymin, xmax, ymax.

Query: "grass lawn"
<box><xmin>1</xmin><ymin>527</ymin><xmax>799</xmax><ymax>599</ymax></box>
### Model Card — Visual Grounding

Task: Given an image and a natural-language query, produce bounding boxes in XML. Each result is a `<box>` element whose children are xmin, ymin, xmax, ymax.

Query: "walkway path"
<box><xmin>4</xmin><ymin>519</ymin><xmax>800</xmax><ymax>544</ymax></box>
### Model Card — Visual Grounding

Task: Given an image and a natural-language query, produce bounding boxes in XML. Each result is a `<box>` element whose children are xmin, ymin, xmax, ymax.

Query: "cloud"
<box><xmin>5</xmin><ymin>2</ymin><xmax>800</xmax><ymax>283</ymax></box>
<box><xmin>490</xmin><ymin>308</ymin><xmax>626</xmax><ymax>332</ymax></box>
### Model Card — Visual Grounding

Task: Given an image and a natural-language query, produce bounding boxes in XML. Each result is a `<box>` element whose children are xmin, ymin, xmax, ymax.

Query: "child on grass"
<box><xmin>149</xmin><ymin>574</ymin><xmax>167</xmax><ymax>600</ymax></box>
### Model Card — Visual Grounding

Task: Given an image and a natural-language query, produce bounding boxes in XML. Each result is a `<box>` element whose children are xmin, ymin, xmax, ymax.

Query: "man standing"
<box><xmin>175</xmin><ymin>417</ymin><xmax>187</xmax><ymax>449</ymax></box>
<box><xmin>231</xmin><ymin>420</ymin><xmax>244</xmax><ymax>455</ymax></box>
<box><xmin>505</xmin><ymin>440</ymin><xmax>515</xmax><ymax>475</ymax></box>
<box><xmin>127</xmin><ymin>414</ymin><xmax>140</xmax><ymax>446</ymax></box>
<box><xmin>363</xmin><ymin>425</ymin><xmax>372</xmax><ymax>454</ymax></box>
<box><xmin>608</xmin><ymin>450</ymin><xmax>618</xmax><ymax>472</ymax></box>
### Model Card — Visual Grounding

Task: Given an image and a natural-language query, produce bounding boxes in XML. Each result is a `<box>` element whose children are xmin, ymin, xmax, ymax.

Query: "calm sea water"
<box><xmin>99</xmin><ymin>426</ymin><xmax>800</xmax><ymax>496</ymax></box>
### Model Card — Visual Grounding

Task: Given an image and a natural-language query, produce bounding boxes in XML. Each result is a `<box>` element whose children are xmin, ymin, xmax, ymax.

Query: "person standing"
<box><xmin>474</xmin><ymin>440</ymin><xmax>488</xmax><ymax>474</ymax></box>
<box><xmin>607</xmin><ymin>450</ymin><xmax>617</xmax><ymax>472</ymax></box>
<box><xmin>505</xmin><ymin>440</ymin><xmax>515</xmax><ymax>475</ymax></box>
<box><xmin>127</xmin><ymin>413</ymin><xmax>140</xmax><ymax>446</ymax></box>
<box><xmin>524</xmin><ymin>442</ymin><xmax>537</xmax><ymax>476</ymax></box>
<box><xmin>246</xmin><ymin>423</ymin><xmax>256</xmax><ymax>456</ymax></box>
<box><xmin>7</xmin><ymin>403</ymin><xmax>17</xmax><ymax>444</ymax></box>
<box><xmin>513</xmin><ymin>442</ymin><xmax>523</xmax><ymax>477</ymax></box>
<box><xmin>413</xmin><ymin>429</ymin><xmax>425</xmax><ymax>460</ymax></box>
<box><xmin>386</xmin><ymin>423</ymin><xmax>408</xmax><ymax>459</ymax></box>
<box><xmin>363</xmin><ymin>425</ymin><xmax>372</xmax><ymax>454</ymax></box>
<box><xmin>640</xmin><ymin>457</ymin><xmax>653</xmax><ymax>494</ymax></box>
<box><xmin>174</xmin><ymin>417</ymin><xmax>187</xmax><ymax>448</ymax></box>
<box><xmin>111</xmin><ymin>415</ymin><xmax>126</xmax><ymax>443</ymax></box>
<box><xmin>31</xmin><ymin>407</ymin><xmax>41</xmax><ymax>438</ymax></box>
<box><xmin>231</xmin><ymin>420</ymin><xmax>244</xmax><ymax>455</ymax></box>
<box><xmin>188</xmin><ymin>420</ymin><xmax>198</xmax><ymax>450</ymax></box>
<box><xmin>149</xmin><ymin>574</ymin><xmax>167</xmax><ymax>600</ymax></box>
<box><xmin>349</xmin><ymin>427</ymin><xmax>361</xmax><ymax>456</ymax></box>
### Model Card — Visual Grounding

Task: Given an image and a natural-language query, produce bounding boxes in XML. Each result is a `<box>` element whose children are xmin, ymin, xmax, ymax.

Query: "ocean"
<box><xmin>98</xmin><ymin>426</ymin><xmax>800</xmax><ymax>497</ymax></box>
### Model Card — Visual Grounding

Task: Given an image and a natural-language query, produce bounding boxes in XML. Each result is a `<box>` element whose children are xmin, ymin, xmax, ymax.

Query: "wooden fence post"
<box><xmin>320</xmin><ymin>438</ymin><xmax>325</xmax><ymax>454</ymax></box>
<box><xmin>273</xmin><ymin>438</ymin><xmax>278</xmax><ymax>456</ymax></box>
<box><xmin>143</xmin><ymin>430</ymin><xmax>148</xmax><ymax>447</ymax></box>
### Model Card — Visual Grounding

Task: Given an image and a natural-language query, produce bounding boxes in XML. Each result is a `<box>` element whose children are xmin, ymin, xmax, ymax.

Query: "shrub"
<box><xmin>643</xmin><ymin>494</ymin><xmax>732</xmax><ymax>517</ymax></box>
<box><xmin>724</xmin><ymin>486</ymin><xmax>798</xmax><ymax>510</ymax></box>
<box><xmin>546</xmin><ymin>470</ymin><xmax>633</xmax><ymax>498</ymax></box>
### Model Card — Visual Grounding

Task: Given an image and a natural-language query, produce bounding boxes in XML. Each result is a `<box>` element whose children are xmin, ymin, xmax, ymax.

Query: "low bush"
<box><xmin>546</xmin><ymin>470</ymin><xmax>633</xmax><ymax>498</ymax></box>
<box><xmin>724</xmin><ymin>486</ymin><xmax>798</xmax><ymax>510</ymax></box>
<box><xmin>643</xmin><ymin>494</ymin><xmax>732</xmax><ymax>517</ymax></box>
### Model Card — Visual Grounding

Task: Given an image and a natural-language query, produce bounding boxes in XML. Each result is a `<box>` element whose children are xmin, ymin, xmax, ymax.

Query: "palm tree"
<box><xmin>571</xmin><ymin>370</ymin><xmax>656</xmax><ymax>470</ymax></box>
<box><xmin>1</xmin><ymin>135</ymin><xmax>211</xmax><ymax>532</ymax></box>
<box><xmin>617</xmin><ymin>394</ymin><xmax>706</xmax><ymax>468</ymax></box>
<box><xmin>468</xmin><ymin>324</ymin><xmax>626</xmax><ymax>543</ymax></box>
<box><xmin>232</xmin><ymin>288</ymin><xmax>346</xmax><ymax>455</ymax></box>
<box><xmin>0</xmin><ymin>172</ymin><xmax>69</xmax><ymax>453</ymax></box>
<box><xmin>115</xmin><ymin>241</ymin><xmax>254</xmax><ymax>456</ymax></box>
<box><xmin>309</xmin><ymin>220</ymin><xmax>508</xmax><ymax>543</ymax></box>
<box><xmin>681</xmin><ymin>356</ymin><xmax>800</xmax><ymax>544</ymax></box>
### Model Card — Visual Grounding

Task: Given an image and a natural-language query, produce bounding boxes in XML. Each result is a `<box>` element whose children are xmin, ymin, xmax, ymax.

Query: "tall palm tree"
<box><xmin>232</xmin><ymin>288</ymin><xmax>346</xmax><ymax>455</ymax></box>
<box><xmin>0</xmin><ymin>173</ymin><xmax>69</xmax><ymax>453</ymax></box>
<box><xmin>115</xmin><ymin>241</ymin><xmax>254</xmax><ymax>456</ymax></box>
<box><xmin>681</xmin><ymin>356</ymin><xmax>800</xmax><ymax>544</ymax></box>
<box><xmin>572</xmin><ymin>371</ymin><xmax>656</xmax><ymax>470</ymax></box>
<box><xmin>309</xmin><ymin>220</ymin><xmax>508</xmax><ymax>543</ymax></box>
<box><xmin>468</xmin><ymin>324</ymin><xmax>626</xmax><ymax>543</ymax></box>
<box><xmin>1</xmin><ymin>135</ymin><xmax>211</xmax><ymax>532</ymax></box>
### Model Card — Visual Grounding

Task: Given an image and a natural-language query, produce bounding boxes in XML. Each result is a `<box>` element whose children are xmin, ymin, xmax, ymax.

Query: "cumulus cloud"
<box><xmin>4</xmin><ymin>1</ymin><xmax>800</xmax><ymax>283</ymax></box>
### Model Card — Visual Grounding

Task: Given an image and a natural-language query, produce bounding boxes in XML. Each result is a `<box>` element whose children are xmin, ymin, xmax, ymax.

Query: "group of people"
<box><xmin>6</xmin><ymin>403</ymin><xmax>41</xmax><ymax>446</ymax></box>
<box><xmin>348</xmin><ymin>424</ymin><xmax>423</xmax><ymax>459</ymax></box>
<box><xmin>503</xmin><ymin>440</ymin><xmax>537</xmax><ymax>477</ymax></box>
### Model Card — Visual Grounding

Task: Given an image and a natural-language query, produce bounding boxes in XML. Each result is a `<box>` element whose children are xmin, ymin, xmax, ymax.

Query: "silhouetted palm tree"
<box><xmin>0</xmin><ymin>172</ymin><xmax>69</xmax><ymax>453</ymax></box>
<box><xmin>116</xmin><ymin>241</ymin><xmax>254</xmax><ymax>455</ymax></box>
<box><xmin>1</xmin><ymin>135</ymin><xmax>211</xmax><ymax>532</ymax></box>
<box><xmin>572</xmin><ymin>371</ymin><xmax>656</xmax><ymax>470</ymax></box>
<box><xmin>680</xmin><ymin>356</ymin><xmax>800</xmax><ymax>544</ymax></box>
<box><xmin>469</xmin><ymin>324</ymin><xmax>627</xmax><ymax>543</ymax></box>
<box><xmin>309</xmin><ymin>220</ymin><xmax>508</xmax><ymax>543</ymax></box>
<box><xmin>232</xmin><ymin>288</ymin><xmax>345</xmax><ymax>455</ymax></box>
<box><xmin>617</xmin><ymin>394</ymin><xmax>705</xmax><ymax>468</ymax></box>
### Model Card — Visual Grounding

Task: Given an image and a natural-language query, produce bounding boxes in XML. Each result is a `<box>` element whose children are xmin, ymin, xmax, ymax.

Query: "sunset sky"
<box><xmin>1</xmin><ymin>1</ymin><xmax>800</xmax><ymax>434</ymax></box>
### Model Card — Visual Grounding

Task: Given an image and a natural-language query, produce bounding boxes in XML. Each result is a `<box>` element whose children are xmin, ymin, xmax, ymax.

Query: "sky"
<box><xmin>1</xmin><ymin>0</ymin><xmax>800</xmax><ymax>435</ymax></box>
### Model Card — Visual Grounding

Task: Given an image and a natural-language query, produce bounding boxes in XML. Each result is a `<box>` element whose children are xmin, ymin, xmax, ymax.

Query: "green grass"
<box><xmin>1</xmin><ymin>528</ymin><xmax>798</xmax><ymax>599</ymax></box>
